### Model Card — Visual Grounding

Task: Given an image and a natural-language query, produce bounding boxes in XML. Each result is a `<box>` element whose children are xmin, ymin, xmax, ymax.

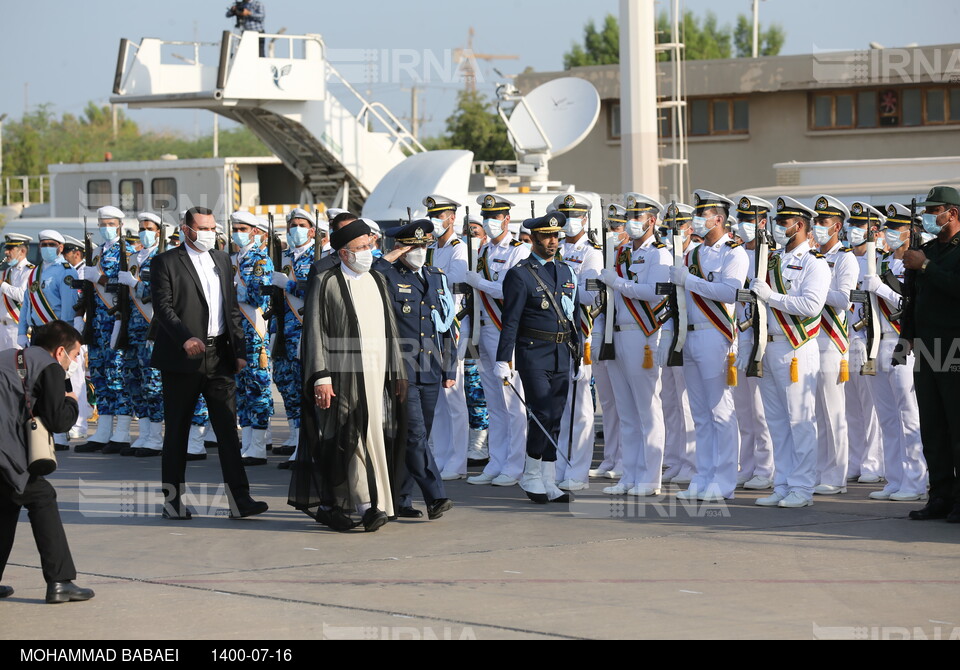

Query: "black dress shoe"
<box><xmin>317</xmin><ymin>508</ymin><xmax>359</xmax><ymax>532</ymax></box>
<box><xmin>908</xmin><ymin>497</ymin><xmax>952</xmax><ymax>521</ymax></box>
<box><xmin>548</xmin><ymin>492</ymin><xmax>573</xmax><ymax>504</ymax></box>
<box><xmin>0</xmin><ymin>585</ymin><xmax>13</xmax><ymax>598</ymax></box>
<box><xmin>161</xmin><ymin>505</ymin><xmax>193</xmax><ymax>521</ymax></box>
<box><xmin>467</xmin><ymin>457</ymin><xmax>490</xmax><ymax>467</ymax></box>
<box><xmin>362</xmin><ymin>508</ymin><xmax>388</xmax><ymax>532</ymax></box>
<box><xmin>266</xmin><ymin>444</ymin><xmax>273</xmax><ymax>452</ymax></box>
<box><xmin>241</xmin><ymin>457</ymin><xmax>268</xmax><ymax>466</ymax></box>
<box><xmin>204</xmin><ymin>441</ymin><xmax>219</xmax><ymax>450</ymax></box>
<box><xmin>134</xmin><ymin>448</ymin><xmax>161</xmax><ymax>458</ymax></box>
<box><xmin>120</xmin><ymin>446</ymin><xmax>138</xmax><ymax>456</ymax></box>
<box><xmin>102</xmin><ymin>441</ymin><xmax>127</xmax><ymax>454</ymax></box>
<box><xmin>427</xmin><ymin>498</ymin><xmax>453</xmax><ymax>520</ymax></box>
<box><xmin>230</xmin><ymin>497</ymin><xmax>269</xmax><ymax>519</ymax></box>
<box><xmin>74</xmin><ymin>441</ymin><xmax>105</xmax><ymax>453</ymax></box>
<box><xmin>46</xmin><ymin>581</ymin><xmax>95</xmax><ymax>604</ymax></box>
<box><xmin>277</xmin><ymin>460</ymin><xmax>293</xmax><ymax>470</ymax></box>
<box><xmin>54</xmin><ymin>443</ymin><xmax>70</xmax><ymax>452</ymax></box>
<box><xmin>185</xmin><ymin>453</ymin><xmax>207</xmax><ymax>461</ymax></box>
<box><xmin>397</xmin><ymin>506</ymin><xmax>423</xmax><ymax>519</ymax></box>
<box><xmin>947</xmin><ymin>503</ymin><xmax>960</xmax><ymax>524</ymax></box>
<box><xmin>273</xmin><ymin>445</ymin><xmax>296</xmax><ymax>457</ymax></box>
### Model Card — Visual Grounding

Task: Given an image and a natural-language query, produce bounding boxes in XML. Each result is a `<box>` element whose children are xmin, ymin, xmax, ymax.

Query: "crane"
<box><xmin>454</xmin><ymin>27</ymin><xmax>519</xmax><ymax>92</ymax></box>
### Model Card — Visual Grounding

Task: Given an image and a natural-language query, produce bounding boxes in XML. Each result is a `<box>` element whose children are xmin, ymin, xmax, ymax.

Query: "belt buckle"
<box><xmin>555</xmin><ymin>333</ymin><xmax>564</xmax><ymax>344</ymax></box>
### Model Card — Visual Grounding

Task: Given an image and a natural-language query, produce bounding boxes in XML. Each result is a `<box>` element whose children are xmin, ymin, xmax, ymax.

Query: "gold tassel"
<box><xmin>839</xmin><ymin>358</ymin><xmax>850</xmax><ymax>383</ymax></box>
<box><xmin>259</xmin><ymin>346</ymin><xmax>268</xmax><ymax>370</ymax></box>
<box><xmin>583</xmin><ymin>342</ymin><xmax>593</xmax><ymax>366</ymax></box>
<box><xmin>643</xmin><ymin>345</ymin><xmax>653</xmax><ymax>370</ymax></box>
<box><xmin>790</xmin><ymin>356</ymin><xmax>799</xmax><ymax>384</ymax></box>
<box><xmin>727</xmin><ymin>352</ymin><xmax>738</xmax><ymax>387</ymax></box>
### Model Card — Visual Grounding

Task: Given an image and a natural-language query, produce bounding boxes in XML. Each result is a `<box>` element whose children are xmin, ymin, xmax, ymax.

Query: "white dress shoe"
<box><xmin>699</xmin><ymin>492</ymin><xmax>727</xmax><ymax>503</ymax></box>
<box><xmin>627</xmin><ymin>486</ymin><xmax>661</xmax><ymax>497</ymax></box>
<box><xmin>869</xmin><ymin>489</ymin><xmax>894</xmax><ymax>500</ymax></box>
<box><xmin>858</xmin><ymin>475</ymin><xmax>883</xmax><ymax>484</ymax></box>
<box><xmin>778</xmin><ymin>492</ymin><xmax>813</xmax><ymax>508</ymax></box>
<box><xmin>467</xmin><ymin>472</ymin><xmax>496</xmax><ymax>485</ymax></box>
<box><xmin>675</xmin><ymin>488</ymin><xmax>700</xmax><ymax>501</ymax></box>
<box><xmin>756</xmin><ymin>492</ymin><xmax>786</xmax><ymax>507</ymax></box>
<box><xmin>743</xmin><ymin>476</ymin><xmax>774</xmax><ymax>490</ymax></box>
<box><xmin>814</xmin><ymin>484</ymin><xmax>846</xmax><ymax>495</ymax></box>
<box><xmin>890</xmin><ymin>491</ymin><xmax>927</xmax><ymax>502</ymax></box>
<box><xmin>558</xmin><ymin>479</ymin><xmax>589</xmax><ymax>492</ymax></box>
<box><xmin>670</xmin><ymin>476</ymin><xmax>692</xmax><ymax>485</ymax></box>
<box><xmin>602</xmin><ymin>484</ymin><xmax>629</xmax><ymax>495</ymax></box>
<box><xmin>491</xmin><ymin>474</ymin><xmax>519</xmax><ymax>487</ymax></box>
<box><xmin>441</xmin><ymin>471</ymin><xmax>465</xmax><ymax>481</ymax></box>
<box><xmin>605</xmin><ymin>470</ymin><xmax>622</xmax><ymax>480</ymax></box>
<box><xmin>589</xmin><ymin>468</ymin><xmax>611</xmax><ymax>478</ymax></box>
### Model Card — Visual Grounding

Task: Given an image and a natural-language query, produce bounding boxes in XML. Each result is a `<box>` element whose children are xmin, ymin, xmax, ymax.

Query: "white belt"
<box><xmin>881</xmin><ymin>332</ymin><xmax>901</xmax><ymax>341</ymax></box>
<box><xmin>767</xmin><ymin>334</ymin><xmax>791</xmax><ymax>343</ymax></box>
<box><xmin>686</xmin><ymin>322</ymin><xmax>716</xmax><ymax>332</ymax></box>
<box><xmin>614</xmin><ymin>323</ymin><xmax>644</xmax><ymax>333</ymax></box>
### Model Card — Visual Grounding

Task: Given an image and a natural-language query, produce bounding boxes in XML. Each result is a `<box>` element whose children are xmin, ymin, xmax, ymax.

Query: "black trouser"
<box><xmin>517</xmin><ymin>369</ymin><xmax>570</xmax><ymax>462</ymax></box>
<box><xmin>914</xmin><ymin>337</ymin><xmax>960</xmax><ymax>503</ymax></box>
<box><xmin>0</xmin><ymin>477</ymin><xmax>76</xmax><ymax>584</ymax></box>
<box><xmin>398</xmin><ymin>381</ymin><xmax>445</xmax><ymax>507</ymax></box>
<box><xmin>161</xmin><ymin>337</ymin><xmax>250</xmax><ymax>510</ymax></box>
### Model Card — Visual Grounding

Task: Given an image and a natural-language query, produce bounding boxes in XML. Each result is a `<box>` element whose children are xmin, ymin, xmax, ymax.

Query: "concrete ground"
<box><xmin>2</xmin><ymin>421</ymin><xmax>959</xmax><ymax>641</ymax></box>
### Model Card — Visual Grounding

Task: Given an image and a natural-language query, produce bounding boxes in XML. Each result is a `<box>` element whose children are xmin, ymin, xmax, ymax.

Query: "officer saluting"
<box><xmin>496</xmin><ymin>213</ymin><xmax>580</xmax><ymax>505</ymax></box>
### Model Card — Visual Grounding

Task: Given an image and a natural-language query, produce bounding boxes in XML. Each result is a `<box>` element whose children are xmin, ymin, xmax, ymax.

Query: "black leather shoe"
<box><xmin>362</xmin><ymin>508</ymin><xmax>388</xmax><ymax>532</ymax></box>
<box><xmin>273</xmin><ymin>445</ymin><xmax>296</xmax><ymax>457</ymax></box>
<box><xmin>317</xmin><ymin>508</ymin><xmax>359</xmax><ymax>532</ymax></box>
<box><xmin>946</xmin><ymin>503</ymin><xmax>960</xmax><ymax>524</ymax></box>
<box><xmin>102</xmin><ymin>441</ymin><xmax>127</xmax><ymax>454</ymax></box>
<box><xmin>467</xmin><ymin>457</ymin><xmax>490</xmax><ymax>467</ymax></box>
<box><xmin>277</xmin><ymin>460</ymin><xmax>293</xmax><ymax>470</ymax></box>
<box><xmin>908</xmin><ymin>498</ymin><xmax>952</xmax><ymax>521</ymax></box>
<box><xmin>427</xmin><ymin>499</ymin><xmax>453</xmax><ymax>520</ymax></box>
<box><xmin>397</xmin><ymin>506</ymin><xmax>423</xmax><ymax>519</ymax></box>
<box><xmin>161</xmin><ymin>504</ymin><xmax>193</xmax><ymax>521</ymax></box>
<box><xmin>548</xmin><ymin>492</ymin><xmax>573</xmax><ymax>504</ymax></box>
<box><xmin>203</xmin><ymin>441</ymin><xmax>218</xmax><ymax>450</ymax></box>
<box><xmin>185</xmin><ymin>453</ymin><xmax>207</xmax><ymax>461</ymax></box>
<box><xmin>241</xmin><ymin>457</ymin><xmax>268</xmax><ymax>466</ymax></box>
<box><xmin>120</xmin><ymin>446</ymin><xmax>137</xmax><ymax>456</ymax></box>
<box><xmin>46</xmin><ymin>581</ymin><xmax>95</xmax><ymax>604</ymax></box>
<box><xmin>74</xmin><ymin>441</ymin><xmax>105</xmax><ymax>453</ymax></box>
<box><xmin>230</xmin><ymin>497</ymin><xmax>269</xmax><ymax>519</ymax></box>
<box><xmin>54</xmin><ymin>443</ymin><xmax>70</xmax><ymax>452</ymax></box>
<box><xmin>0</xmin><ymin>585</ymin><xmax>13</xmax><ymax>598</ymax></box>
<box><xmin>134</xmin><ymin>448</ymin><xmax>161</xmax><ymax>458</ymax></box>
<box><xmin>266</xmin><ymin>444</ymin><xmax>273</xmax><ymax>452</ymax></box>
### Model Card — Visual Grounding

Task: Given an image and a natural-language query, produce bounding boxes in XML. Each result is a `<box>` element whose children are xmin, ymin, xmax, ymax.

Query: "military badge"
<box><xmin>887</xmin><ymin>205</ymin><xmax>897</xmax><ymax>217</ymax></box>
<box><xmin>564</xmin><ymin>195</ymin><xmax>576</xmax><ymax>209</ymax></box>
<box><xmin>64</xmin><ymin>276</ymin><xmax>74</xmax><ymax>287</ymax></box>
<box><xmin>777</xmin><ymin>198</ymin><xmax>785</xmax><ymax>212</ymax></box>
<box><xmin>740</xmin><ymin>197</ymin><xmax>751</xmax><ymax>211</ymax></box>
<box><xmin>851</xmin><ymin>203</ymin><xmax>863</xmax><ymax>216</ymax></box>
<box><xmin>608</xmin><ymin>204</ymin><xmax>617</xmax><ymax>217</ymax></box>
<box><xmin>484</xmin><ymin>195</ymin><xmax>496</xmax><ymax>208</ymax></box>
<box><xmin>30</xmin><ymin>281</ymin><xmax>40</xmax><ymax>292</ymax></box>
<box><xmin>402</xmin><ymin>304</ymin><xmax>412</xmax><ymax>314</ymax></box>
<box><xmin>626</xmin><ymin>195</ymin><xmax>637</xmax><ymax>209</ymax></box>
<box><xmin>540</xmin><ymin>299</ymin><xmax>550</xmax><ymax>310</ymax></box>
<box><xmin>549</xmin><ymin>216</ymin><xmax>558</xmax><ymax>227</ymax></box>
<box><xmin>816</xmin><ymin>197</ymin><xmax>828</xmax><ymax>211</ymax></box>
<box><xmin>426</xmin><ymin>197</ymin><xmax>436</xmax><ymax>209</ymax></box>
<box><xmin>694</xmin><ymin>193</ymin><xmax>702</xmax><ymax>207</ymax></box>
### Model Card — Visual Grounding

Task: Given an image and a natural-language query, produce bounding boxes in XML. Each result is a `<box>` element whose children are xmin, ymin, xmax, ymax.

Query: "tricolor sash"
<box><xmin>687</xmin><ymin>245</ymin><xmax>736</xmax><ymax>342</ymax></box>
<box><xmin>615</xmin><ymin>245</ymin><xmax>666</xmax><ymax>336</ymax></box>
<box><xmin>878</xmin><ymin>256</ymin><xmax>902</xmax><ymax>335</ymax></box>
<box><xmin>477</xmin><ymin>249</ymin><xmax>504</xmax><ymax>330</ymax></box>
<box><xmin>820</xmin><ymin>305</ymin><xmax>849</xmax><ymax>354</ymax></box>
<box><xmin>26</xmin><ymin>265</ymin><xmax>58</xmax><ymax>325</ymax></box>
<box><xmin>1</xmin><ymin>269</ymin><xmax>21</xmax><ymax>323</ymax></box>
<box><xmin>767</xmin><ymin>255</ymin><xmax>820</xmax><ymax>349</ymax></box>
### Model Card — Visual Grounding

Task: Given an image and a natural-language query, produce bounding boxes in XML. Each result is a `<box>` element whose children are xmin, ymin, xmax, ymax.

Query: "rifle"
<box><xmin>736</xmin><ymin>206</ymin><xmax>771</xmax><ymax>377</ymax></box>
<box><xmin>466</xmin><ymin>205</ymin><xmax>481</xmax><ymax>357</ymax></box>
<box><xmin>108</xmin><ymin>230</ymin><xmax>131</xmax><ymax>349</ymax></box>
<box><xmin>75</xmin><ymin>216</ymin><xmax>97</xmax><ymax>346</ymax></box>
<box><xmin>892</xmin><ymin>198</ymin><xmax>920</xmax><ymax>366</ymax></box>
<box><xmin>265</xmin><ymin>213</ymin><xmax>287</xmax><ymax>359</ymax></box>
<box><xmin>314</xmin><ymin>207</ymin><xmax>324</xmax><ymax>258</ymax></box>
<box><xmin>597</xmin><ymin>198</ymin><xmax>616</xmax><ymax>361</ymax></box>
<box><xmin>656</xmin><ymin>201</ymin><xmax>687</xmax><ymax>366</ymax></box>
<box><xmin>850</xmin><ymin>223</ymin><xmax>881</xmax><ymax>376</ymax></box>
<box><xmin>158</xmin><ymin>205</ymin><xmax>167</xmax><ymax>254</ymax></box>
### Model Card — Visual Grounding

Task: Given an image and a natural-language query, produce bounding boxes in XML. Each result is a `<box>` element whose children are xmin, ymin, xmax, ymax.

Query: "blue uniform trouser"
<box><xmin>88</xmin><ymin>307</ymin><xmax>132</xmax><ymax>417</ymax></box>
<box><xmin>398</xmin><ymin>381</ymin><xmax>445</xmax><ymax>507</ymax></box>
<box><xmin>517</xmin><ymin>368</ymin><xmax>569</xmax><ymax>463</ymax></box>
<box><xmin>236</xmin><ymin>320</ymin><xmax>273</xmax><ymax>430</ymax></box>
<box><xmin>273</xmin><ymin>355</ymin><xmax>302</xmax><ymax>427</ymax></box>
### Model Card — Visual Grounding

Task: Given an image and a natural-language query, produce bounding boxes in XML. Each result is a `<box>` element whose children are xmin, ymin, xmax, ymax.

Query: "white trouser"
<box><xmin>869</xmin><ymin>339</ymin><xmax>928</xmax><ymax>496</ymax></box>
<box><xmin>0</xmin><ymin>323</ymin><xmax>19</xmax><ymax>351</ymax></box>
<box><xmin>556</xmin><ymin>361</ymin><xmax>595</xmax><ymax>483</ymax></box>
<box><xmin>760</xmin><ymin>340</ymin><xmax>820</xmax><ymax>501</ymax></box>
<box><xmin>661</xmin><ymin>364</ymin><xmax>696</xmax><ymax>480</ymax></box>
<box><xmin>815</xmin><ymin>341</ymin><xmax>850</xmax><ymax>488</ymax></box>
<box><xmin>70</xmin><ymin>345</ymin><xmax>91</xmax><ymax>431</ymax></box>
<box><xmin>684</xmin><ymin>329</ymin><xmax>740</xmax><ymax>499</ymax></box>
<box><xmin>733</xmin><ymin>335</ymin><xmax>774</xmax><ymax>480</ymax></box>
<box><xmin>591</xmin><ymin>326</ymin><xmax>622</xmax><ymax>474</ymax></box>
<box><xmin>605</xmin><ymin>329</ymin><xmax>665</xmax><ymax>490</ymax></box>
<box><xmin>845</xmin><ymin>337</ymin><xmax>884</xmax><ymax>479</ymax></box>
<box><xmin>431</xmin><ymin>356</ymin><xmax>469</xmax><ymax>475</ymax></box>
<box><xmin>478</xmin><ymin>324</ymin><xmax>526</xmax><ymax>480</ymax></box>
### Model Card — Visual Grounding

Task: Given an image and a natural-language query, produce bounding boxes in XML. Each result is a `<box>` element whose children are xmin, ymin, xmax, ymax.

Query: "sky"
<box><xmin>1</xmin><ymin>0</ymin><xmax>957</xmax><ymax>143</ymax></box>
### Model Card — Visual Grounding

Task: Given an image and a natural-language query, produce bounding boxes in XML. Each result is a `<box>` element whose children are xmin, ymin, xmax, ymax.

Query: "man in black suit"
<box><xmin>150</xmin><ymin>207</ymin><xmax>268</xmax><ymax>520</ymax></box>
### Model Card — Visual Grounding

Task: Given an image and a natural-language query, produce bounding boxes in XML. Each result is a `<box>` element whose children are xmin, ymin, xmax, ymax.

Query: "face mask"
<box><xmin>625</xmin><ymin>222</ymin><xmax>645</xmax><ymax>239</ymax></box>
<box><xmin>347</xmin><ymin>249</ymin><xmax>374</xmax><ymax>274</ymax></box>
<box><xmin>4</xmin><ymin>258</ymin><xmax>17</xmax><ymax>268</ymax></box>
<box><xmin>692</xmin><ymin>215</ymin><xmax>714</xmax><ymax>238</ymax></box>
<box><xmin>483</xmin><ymin>218</ymin><xmax>503</xmax><ymax>239</ymax></box>
<box><xmin>405</xmin><ymin>248</ymin><xmax>427</xmax><ymax>270</ymax></box>
<box><xmin>140</xmin><ymin>231</ymin><xmax>157</xmax><ymax>248</ymax></box>
<box><xmin>431</xmin><ymin>218</ymin><xmax>447</xmax><ymax>237</ymax></box>
<box><xmin>738</xmin><ymin>222</ymin><xmax>757</xmax><ymax>244</ymax></box>
<box><xmin>185</xmin><ymin>227</ymin><xmax>216</xmax><ymax>252</ymax></box>
<box><xmin>812</xmin><ymin>225</ymin><xmax>833</xmax><ymax>246</ymax></box>
<box><xmin>99</xmin><ymin>226</ymin><xmax>119</xmax><ymax>243</ymax></box>
<box><xmin>922</xmin><ymin>212</ymin><xmax>943</xmax><ymax>236</ymax></box>
<box><xmin>58</xmin><ymin>350</ymin><xmax>79</xmax><ymax>377</ymax></box>
<box><xmin>287</xmin><ymin>227</ymin><xmax>310</xmax><ymax>248</ymax></box>
<box><xmin>232</xmin><ymin>232</ymin><xmax>251</xmax><ymax>248</ymax></box>
<box><xmin>847</xmin><ymin>227</ymin><xmax>867</xmax><ymax>247</ymax></box>
<box><xmin>522</xmin><ymin>242</ymin><xmax>532</xmax><ymax>252</ymax></box>
<box><xmin>40</xmin><ymin>247</ymin><xmax>59</xmax><ymax>263</ymax></box>
<box><xmin>773</xmin><ymin>223</ymin><xmax>795</xmax><ymax>247</ymax></box>
<box><xmin>564</xmin><ymin>217</ymin><xmax>584</xmax><ymax>237</ymax></box>
<box><xmin>921</xmin><ymin>232</ymin><xmax>936</xmax><ymax>245</ymax></box>
<box><xmin>884</xmin><ymin>229</ymin><xmax>906</xmax><ymax>251</ymax></box>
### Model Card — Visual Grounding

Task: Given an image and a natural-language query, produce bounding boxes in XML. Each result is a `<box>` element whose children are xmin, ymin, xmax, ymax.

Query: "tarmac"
<box><xmin>2</xmin><ymin>417</ymin><xmax>960</xmax><ymax>641</ymax></box>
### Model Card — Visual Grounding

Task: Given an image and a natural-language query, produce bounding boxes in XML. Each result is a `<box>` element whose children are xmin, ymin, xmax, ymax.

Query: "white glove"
<box><xmin>572</xmin><ymin>364</ymin><xmax>589</xmax><ymax>382</ymax></box>
<box><xmin>465</xmin><ymin>271</ymin><xmax>482</xmax><ymax>289</ymax></box>
<box><xmin>669</xmin><ymin>265</ymin><xmax>688</xmax><ymax>288</ymax></box>
<box><xmin>599</xmin><ymin>269</ymin><xmax>619</xmax><ymax>288</ymax></box>
<box><xmin>736</xmin><ymin>343</ymin><xmax>753</xmax><ymax>372</ymax></box>
<box><xmin>0</xmin><ymin>283</ymin><xmax>11</xmax><ymax>297</ymax></box>
<box><xmin>750</xmin><ymin>279</ymin><xmax>773</xmax><ymax>303</ymax></box>
<box><xmin>655</xmin><ymin>332</ymin><xmax>674</xmax><ymax>368</ymax></box>
<box><xmin>16</xmin><ymin>334</ymin><xmax>29</xmax><ymax>349</ymax></box>
<box><xmin>118</xmin><ymin>270</ymin><xmax>138</xmax><ymax>288</ymax></box>
<box><xmin>849</xmin><ymin>338</ymin><xmax>867</xmax><ymax>370</ymax></box>
<box><xmin>73</xmin><ymin>317</ymin><xmax>85</xmax><ymax>333</ymax></box>
<box><xmin>495</xmin><ymin>361</ymin><xmax>513</xmax><ymax>382</ymax></box>
<box><xmin>109</xmin><ymin>320</ymin><xmax>122</xmax><ymax>350</ymax></box>
<box><xmin>862</xmin><ymin>274</ymin><xmax>882</xmax><ymax>294</ymax></box>
<box><xmin>83</xmin><ymin>265</ymin><xmax>102</xmax><ymax>283</ymax></box>
<box><xmin>271</xmin><ymin>271</ymin><xmax>289</xmax><ymax>289</ymax></box>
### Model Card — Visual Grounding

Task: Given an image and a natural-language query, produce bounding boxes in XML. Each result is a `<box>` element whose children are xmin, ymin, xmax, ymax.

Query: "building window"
<box><xmin>87</xmin><ymin>180</ymin><xmax>112</xmax><ymax>209</ymax></box>
<box><xmin>119</xmin><ymin>179</ymin><xmax>144</xmax><ymax>212</ymax></box>
<box><xmin>151</xmin><ymin>178</ymin><xmax>177</xmax><ymax>211</ymax></box>
<box><xmin>608</xmin><ymin>102</ymin><xmax>621</xmax><ymax>140</ymax></box>
<box><xmin>689</xmin><ymin>97</ymin><xmax>749</xmax><ymax>136</ymax></box>
<box><xmin>811</xmin><ymin>86</ymin><xmax>960</xmax><ymax>130</ymax></box>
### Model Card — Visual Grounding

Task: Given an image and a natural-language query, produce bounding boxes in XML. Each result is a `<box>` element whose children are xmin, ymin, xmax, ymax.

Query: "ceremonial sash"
<box><xmin>129</xmin><ymin>256</ymin><xmax>154</xmax><ymax>323</ymax></box>
<box><xmin>1</xmin><ymin>269</ymin><xmax>21</xmax><ymax>324</ymax></box>
<box><xmin>877</xmin><ymin>257</ymin><xmax>902</xmax><ymax>335</ymax></box>
<box><xmin>687</xmin><ymin>246</ymin><xmax>735</xmax><ymax>343</ymax></box>
<box><xmin>767</xmin><ymin>255</ymin><xmax>820</xmax><ymax>349</ymax></box>
<box><xmin>92</xmin><ymin>245</ymin><xmax>116</xmax><ymax>310</ymax></box>
<box><xmin>615</xmin><ymin>245</ymin><xmax>666</xmax><ymax>337</ymax></box>
<box><xmin>26</xmin><ymin>265</ymin><xmax>58</xmax><ymax>325</ymax></box>
<box><xmin>820</xmin><ymin>305</ymin><xmax>849</xmax><ymax>354</ymax></box>
<box><xmin>477</xmin><ymin>249</ymin><xmax>504</xmax><ymax>331</ymax></box>
<box><xmin>236</xmin><ymin>263</ymin><xmax>268</xmax><ymax>338</ymax></box>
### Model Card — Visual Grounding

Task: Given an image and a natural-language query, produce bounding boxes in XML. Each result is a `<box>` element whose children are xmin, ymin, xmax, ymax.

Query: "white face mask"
<box><xmin>847</xmin><ymin>227</ymin><xmax>867</xmax><ymax>247</ymax></box>
<box><xmin>812</xmin><ymin>225</ymin><xmax>833</xmax><ymax>246</ymax></box>
<box><xmin>773</xmin><ymin>223</ymin><xmax>795</xmax><ymax>247</ymax></box>
<box><xmin>346</xmin><ymin>249</ymin><xmax>374</xmax><ymax>274</ymax></box>
<box><xmin>738</xmin><ymin>222</ymin><xmax>757</xmax><ymax>243</ymax></box>
<box><xmin>625</xmin><ymin>221</ymin><xmax>645</xmax><ymax>239</ymax></box>
<box><xmin>483</xmin><ymin>218</ymin><xmax>504</xmax><ymax>239</ymax></box>
<box><xmin>431</xmin><ymin>218</ymin><xmax>447</xmax><ymax>237</ymax></box>
<box><xmin>564</xmin><ymin>217</ymin><xmax>584</xmax><ymax>237</ymax></box>
<box><xmin>185</xmin><ymin>226</ymin><xmax>216</xmax><ymax>252</ymax></box>
<box><xmin>405</xmin><ymin>247</ymin><xmax>427</xmax><ymax>270</ymax></box>
<box><xmin>59</xmin><ymin>349</ymin><xmax>79</xmax><ymax>377</ymax></box>
<box><xmin>884</xmin><ymin>229</ymin><xmax>906</xmax><ymax>251</ymax></box>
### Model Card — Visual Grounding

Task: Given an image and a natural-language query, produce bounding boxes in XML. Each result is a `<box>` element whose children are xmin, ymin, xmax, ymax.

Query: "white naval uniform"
<box><xmin>665</xmin><ymin>237</ymin><xmax>747</xmax><ymax>499</ymax></box>
<box><xmin>605</xmin><ymin>239</ymin><xmax>670</xmax><ymax>491</ymax></box>
<box><xmin>846</xmin><ymin>252</ymin><xmax>884</xmax><ymax>480</ymax></box>
<box><xmin>68</xmin><ymin>261</ymin><xmax>91</xmax><ymax>436</ymax></box>
<box><xmin>555</xmin><ymin>235</ymin><xmax>602</xmax><ymax>485</ymax></box>
<box><xmin>590</xmin><ymin>319</ymin><xmax>623</xmax><ymax>476</ymax></box>
<box><xmin>814</xmin><ymin>243</ymin><xmax>858</xmax><ymax>489</ymax></box>
<box><xmin>660</xmin><ymin>364</ymin><xmax>696</xmax><ymax>482</ymax></box>
<box><xmin>733</xmin><ymin>249</ymin><xmax>775</xmax><ymax>484</ymax></box>
<box><xmin>758</xmin><ymin>241</ymin><xmax>830</xmax><ymax>502</ymax></box>
<box><xmin>867</xmin><ymin>255</ymin><xmax>928</xmax><ymax>497</ymax></box>
<box><xmin>427</xmin><ymin>234</ymin><xmax>469</xmax><ymax>477</ymax></box>
<box><xmin>474</xmin><ymin>235</ymin><xmax>530</xmax><ymax>481</ymax></box>
<box><xmin>0</xmin><ymin>259</ymin><xmax>32</xmax><ymax>350</ymax></box>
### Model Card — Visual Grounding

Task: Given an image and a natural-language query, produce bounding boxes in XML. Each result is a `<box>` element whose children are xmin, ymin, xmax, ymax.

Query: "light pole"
<box><xmin>0</xmin><ymin>113</ymin><xmax>7</xmax><ymax>207</ymax></box>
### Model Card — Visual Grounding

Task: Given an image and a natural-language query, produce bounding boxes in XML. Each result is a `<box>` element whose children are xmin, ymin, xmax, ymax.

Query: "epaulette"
<box><xmin>62</xmin><ymin>262</ymin><xmax>72</xmax><ymax>269</ymax></box>
<box><xmin>590</xmin><ymin>241</ymin><xmax>602</xmax><ymax>250</ymax></box>
<box><xmin>839</xmin><ymin>246</ymin><xmax>853</xmax><ymax>253</ymax></box>
<box><xmin>450</xmin><ymin>239</ymin><xmax>462</xmax><ymax>247</ymax></box>
<box><xmin>654</xmin><ymin>242</ymin><xmax>667</xmax><ymax>249</ymax></box>
<box><xmin>809</xmin><ymin>250</ymin><xmax>825</xmax><ymax>259</ymax></box>
<box><xmin>510</xmin><ymin>240</ymin><xmax>522</xmax><ymax>247</ymax></box>
<box><xmin>725</xmin><ymin>240</ymin><xmax>742</xmax><ymax>249</ymax></box>
<box><xmin>425</xmin><ymin>265</ymin><xmax>444</xmax><ymax>274</ymax></box>
<box><xmin>26</xmin><ymin>263</ymin><xmax>36</xmax><ymax>270</ymax></box>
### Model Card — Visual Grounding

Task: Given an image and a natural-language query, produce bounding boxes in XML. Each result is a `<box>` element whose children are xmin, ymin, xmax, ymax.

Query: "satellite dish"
<box><xmin>507</xmin><ymin>77</ymin><xmax>601</xmax><ymax>158</ymax></box>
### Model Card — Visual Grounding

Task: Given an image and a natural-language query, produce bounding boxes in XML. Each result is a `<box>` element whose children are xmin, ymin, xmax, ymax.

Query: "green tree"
<box><xmin>563</xmin><ymin>14</ymin><xmax>620</xmax><ymax>69</ymax></box>
<box><xmin>441</xmin><ymin>90</ymin><xmax>512</xmax><ymax>162</ymax></box>
<box><xmin>733</xmin><ymin>14</ymin><xmax>786</xmax><ymax>58</ymax></box>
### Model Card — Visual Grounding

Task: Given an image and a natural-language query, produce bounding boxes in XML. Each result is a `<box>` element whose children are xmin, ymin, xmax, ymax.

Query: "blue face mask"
<box><xmin>140</xmin><ymin>231</ymin><xmax>157</xmax><ymax>248</ymax></box>
<box><xmin>4</xmin><ymin>258</ymin><xmax>17</xmax><ymax>268</ymax></box>
<box><xmin>40</xmin><ymin>247</ymin><xmax>59</xmax><ymax>263</ymax></box>
<box><xmin>922</xmin><ymin>212</ymin><xmax>943</xmax><ymax>236</ymax></box>
<box><xmin>99</xmin><ymin>226</ymin><xmax>119</xmax><ymax>243</ymax></box>
<box><xmin>431</xmin><ymin>218</ymin><xmax>447</xmax><ymax>237</ymax></box>
<box><xmin>287</xmin><ymin>227</ymin><xmax>310</xmax><ymax>248</ymax></box>
<box><xmin>691</xmin><ymin>215</ymin><xmax>711</xmax><ymax>238</ymax></box>
<box><xmin>232</xmin><ymin>232</ymin><xmax>251</xmax><ymax>248</ymax></box>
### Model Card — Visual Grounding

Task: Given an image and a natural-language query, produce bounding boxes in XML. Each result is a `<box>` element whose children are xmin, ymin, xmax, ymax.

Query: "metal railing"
<box><xmin>2</xmin><ymin>175</ymin><xmax>48</xmax><ymax>206</ymax></box>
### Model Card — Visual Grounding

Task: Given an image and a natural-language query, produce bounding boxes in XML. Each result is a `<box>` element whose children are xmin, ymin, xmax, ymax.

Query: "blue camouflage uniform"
<box><xmin>233</xmin><ymin>243</ymin><xmax>274</xmax><ymax>430</ymax></box>
<box><xmin>124</xmin><ymin>245</ymin><xmax>164</xmax><ymax>424</ymax></box>
<box><xmin>464</xmin><ymin>360</ymin><xmax>488</xmax><ymax>430</ymax></box>
<box><xmin>271</xmin><ymin>243</ymin><xmax>315</xmax><ymax>429</ymax></box>
<box><xmin>17</xmin><ymin>256</ymin><xmax>80</xmax><ymax>335</ymax></box>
